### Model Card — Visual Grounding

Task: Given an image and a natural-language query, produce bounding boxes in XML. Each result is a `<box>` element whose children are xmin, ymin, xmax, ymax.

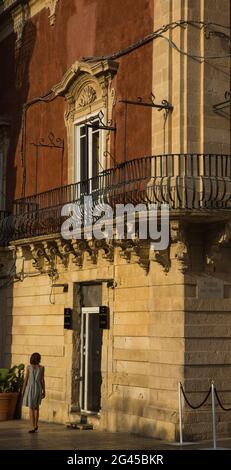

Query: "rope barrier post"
<box><xmin>178</xmin><ymin>382</ymin><xmax>183</xmax><ymax>445</ymax></box>
<box><xmin>211</xmin><ymin>381</ymin><xmax>217</xmax><ymax>450</ymax></box>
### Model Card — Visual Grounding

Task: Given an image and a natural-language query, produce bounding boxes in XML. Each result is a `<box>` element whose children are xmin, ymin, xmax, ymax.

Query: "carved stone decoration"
<box><xmin>64</xmin><ymin>96</ymin><xmax>76</xmax><ymax>123</ymax></box>
<box><xmin>41</xmin><ymin>241</ymin><xmax>58</xmax><ymax>278</ymax></box>
<box><xmin>133</xmin><ymin>239</ymin><xmax>150</xmax><ymax>273</ymax></box>
<box><xmin>95</xmin><ymin>239</ymin><xmax>114</xmax><ymax>263</ymax></box>
<box><xmin>175</xmin><ymin>241</ymin><xmax>190</xmax><ymax>273</ymax></box>
<box><xmin>86</xmin><ymin>240</ymin><xmax>98</xmax><ymax>264</ymax></box>
<box><xmin>29</xmin><ymin>243</ymin><xmax>45</xmax><ymax>273</ymax></box>
<box><xmin>55</xmin><ymin>239</ymin><xmax>72</xmax><ymax>268</ymax></box>
<box><xmin>152</xmin><ymin>248</ymin><xmax>171</xmax><ymax>273</ymax></box>
<box><xmin>71</xmin><ymin>240</ymin><xmax>88</xmax><ymax>267</ymax></box>
<box><xmin>218</xmin><ymin>219</ymin><xmax>231</xmax><ymax>245</ymax></box>
<box><xmin>205</xmin><ymin>249</ymin><xmax>220</xmax><ymax>273</ymax></box>
<box><xmin>116</xmin><ymin>240</ymin><xmax>134</xmax><ymax>263</ymax></box>
<box><xmin>170</xmin><ymin>220</ymin><xmax>190</xmax><ymax>273</ymax></box>
<box><xmin>46</xmin><ymin>0</ymin><xmax>59</xmax><ymax>26</ymax></box>
<box><xmin>77</xmin><ymin>86</ymin><xmax>97</xmax><ymax>108</ymax></box>
<box><xmin>204</xmin><ymin>220</ymin><xmax>231</xmax><ymax>273</ymax></box>
<box><xmin>12</xmin><ymin>3</ymin><xmax>30</xmax><ymax>50</ymax></box>
<box><xmin>111</xmin><ymin>87</ymin><xmax>116</xmax><ymax>107</ymax></box>
<box><xmin>150</xmin><ymin>220</ymin><xmax>190</xmax><ymax>274</ymax></box>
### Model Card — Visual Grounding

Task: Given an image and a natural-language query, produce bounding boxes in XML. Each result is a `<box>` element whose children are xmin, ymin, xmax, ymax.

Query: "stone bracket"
<box><xmin>205</xmin><ymin>219</ymin><xmax>231</xmax><ymax>273</ymax></box>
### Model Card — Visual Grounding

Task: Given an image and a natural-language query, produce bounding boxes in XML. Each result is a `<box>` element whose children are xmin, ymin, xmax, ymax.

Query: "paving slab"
<box><xmin>0</xmin><ymin>420</ymin><xmax>231</xmax><ymax>450</ymax></box>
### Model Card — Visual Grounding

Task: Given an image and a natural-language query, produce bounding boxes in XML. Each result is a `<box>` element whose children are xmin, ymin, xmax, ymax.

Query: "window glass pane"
<box><xmin>92</xmin><ymin>131</ymin><xmax>99</xmax><ymax>190</ymax></box>
<box><xmin>80</xmin><ymin>125</ymin><xmax>86</xmax><ymax>137</ymax></box>
<box><xmin>80</xmin><ymin>135</ymin><xmax>88</xmax><ymax>184</ymax></box>
<box><xmin>77</xmin><ymin>118</ymin><xmax>101</xmax><ymax>190</ymax></box>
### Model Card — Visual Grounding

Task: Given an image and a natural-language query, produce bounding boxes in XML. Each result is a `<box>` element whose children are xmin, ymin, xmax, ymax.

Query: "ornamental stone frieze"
<box><xmin>8</xmin><ymin>220</ymin><xmax>196</xmax><ymax>277</ymax></box>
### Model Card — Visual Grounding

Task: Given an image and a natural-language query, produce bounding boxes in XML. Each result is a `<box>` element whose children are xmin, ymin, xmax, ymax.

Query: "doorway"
<box><xmin>80</xmin><ymin>307</ymin><xmax>102</xmax><ymax>413</ymax></box>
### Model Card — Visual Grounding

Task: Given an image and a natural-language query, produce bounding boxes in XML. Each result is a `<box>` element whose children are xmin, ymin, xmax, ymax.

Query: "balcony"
<box><xmin>0</xmin><ymin>210</ymin><xmax>10</xmax><ymax>221</ymax></box>
<box><xmin>1</xmin><ymin>153</ymin><xmax>231</xmax><ymax>243</ymax></box>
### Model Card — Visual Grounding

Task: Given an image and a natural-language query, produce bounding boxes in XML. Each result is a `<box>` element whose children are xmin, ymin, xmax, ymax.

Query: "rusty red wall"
<box><xmin>0</xmin><ymin>0</ymin><xmax>154</xmax><ymax>203</ymax></box>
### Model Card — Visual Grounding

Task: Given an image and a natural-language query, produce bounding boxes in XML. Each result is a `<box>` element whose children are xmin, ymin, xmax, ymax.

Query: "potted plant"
<box><xmin>0</xmin><ymin>364</ymin><xmax>25</xmax><ymax>420</ymax></box>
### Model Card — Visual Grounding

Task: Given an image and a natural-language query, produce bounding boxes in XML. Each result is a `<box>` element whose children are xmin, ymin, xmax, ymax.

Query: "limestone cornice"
<box><xmin>8</xmin><ymin>217</ymin><xmax>195</xmax><ymax>275</ymax></box>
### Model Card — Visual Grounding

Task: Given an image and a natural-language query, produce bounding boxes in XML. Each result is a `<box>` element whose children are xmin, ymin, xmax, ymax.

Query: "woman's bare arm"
<box><xmin>41</xmin><ymin>366</ymin><xmax>46</xmax><ymax>398</ymax></box>
<box><xmin>21</xmin><ymin>365</ymin><xmax>29</xmax><ymax>396</ymax></box>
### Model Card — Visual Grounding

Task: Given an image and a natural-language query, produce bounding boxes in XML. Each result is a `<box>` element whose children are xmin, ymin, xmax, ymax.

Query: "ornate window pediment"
<box><xmin>52</xmin><ymin>59</ymin><xmax>118</xmax><ymax>121</ymax></box>
<box><xmin>52</xmin><ymin>60</ymin><xmax>118</xmax><ymax>183</ymax></box>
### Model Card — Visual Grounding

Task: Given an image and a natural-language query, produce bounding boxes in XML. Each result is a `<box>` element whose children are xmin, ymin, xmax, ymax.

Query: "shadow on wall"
<box><xmin>0</xmin><ymin>250</ymin><xmax>15</xmax><ymax>369</ymax></box>
<box><xmin>0</xmin><ymin>15</ymin><xmax>37</xmax><ymax>207</ymax></box>
<box><xmin>106</xmin><ymin>395</ymin><xmax>174</xmax><ymax>441</ymax></box>
<box><xmin>0</xmin><ymin>14</ymin><xmax>36</xmax><ymax>368</ymax></box>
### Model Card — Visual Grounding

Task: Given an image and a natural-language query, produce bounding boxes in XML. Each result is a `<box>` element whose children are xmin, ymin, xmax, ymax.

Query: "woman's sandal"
<box><xmin>28</xmin><ymin>427</ymin><xmax>38</xmax><ymax>433</ymax></box>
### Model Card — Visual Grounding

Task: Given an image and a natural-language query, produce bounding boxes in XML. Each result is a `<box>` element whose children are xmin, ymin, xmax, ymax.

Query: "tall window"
<box><xmin>75</xmin><ymin>116</ymin><xmax>102</xmax><ymax>192</ymax></box>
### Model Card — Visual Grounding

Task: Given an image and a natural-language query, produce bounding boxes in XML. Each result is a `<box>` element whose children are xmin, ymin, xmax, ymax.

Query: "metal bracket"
<box><xmin>119</xmin><ymin>92</ymin><xmax>173</xmax><ymax>112</ymax></box>
<box><xmin>119</xmin><ymin>92</ymin><xmax>173</xmax><ymax>162</ymax></box>
<box><xmin>213</xmin><ymin>91</ymin><xmax>231</xmax><ymax>118</ymax></box>
<box><xmin>30</xmin><ymin>132</ymin><xmax>65</xmax><ymax>192</ymax></box>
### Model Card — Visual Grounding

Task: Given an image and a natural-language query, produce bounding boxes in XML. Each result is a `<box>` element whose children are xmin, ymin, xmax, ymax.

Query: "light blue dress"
<box><xmin>23</xmin><ymin>365</ymin><xmax>43</xmax><ymax>409</ymax></box>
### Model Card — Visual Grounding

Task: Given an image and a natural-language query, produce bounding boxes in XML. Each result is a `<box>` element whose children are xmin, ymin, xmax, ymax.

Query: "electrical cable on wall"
<box><xmin>20</xmin><ymin>91</ymin><xmax>57</xmax><ymax>198</ymax></box>
<box><xmin>83</xmin><ymin>20</ymin><xmax>231</xmax><ymax>63</ymax></box>
<box><xmin>18</xmin><ymin>19</ymin><xmax>231</xmax><ymax>198</ymax></box>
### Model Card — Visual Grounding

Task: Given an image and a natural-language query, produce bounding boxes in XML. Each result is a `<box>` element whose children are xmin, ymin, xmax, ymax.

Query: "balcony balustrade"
<box><xmin>1</xmin><ymin>154</ymin><xmax>231</xmax><ymax>243</ymax></box>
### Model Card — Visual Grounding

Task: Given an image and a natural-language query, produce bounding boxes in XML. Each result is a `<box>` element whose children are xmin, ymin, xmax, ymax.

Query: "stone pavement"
<box><xmin>0</xmin><ymin>420</ymin><xmax>231</xmax><ymax>450</ymax></box>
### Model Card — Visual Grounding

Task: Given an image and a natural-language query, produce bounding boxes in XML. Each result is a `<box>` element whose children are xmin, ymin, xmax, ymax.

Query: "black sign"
<box><xmin>64</xmin><ymin>308</ymin><xmax>72</xmax><ymax>329</ymax></box>
<box><xmin>99</xmin><ymin>306</ymin><xmax>110</xmax><ymax>329</ymax></box>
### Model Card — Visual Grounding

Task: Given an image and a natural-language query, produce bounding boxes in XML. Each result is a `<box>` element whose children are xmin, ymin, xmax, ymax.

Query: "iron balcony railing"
<box><xmin>0</xmin><ymin>210</ymin><xmax>10</xmax><ymax>221</ymax></box>
<box><xmin>1</xmin><ymin>153</ymin><xmax>231</xmax><ymax>241</ymax></box>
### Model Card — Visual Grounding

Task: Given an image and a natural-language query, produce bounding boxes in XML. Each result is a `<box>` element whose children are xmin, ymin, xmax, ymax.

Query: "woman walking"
<box><xmin>22</xmin><ymin>352</ymin><xmax>46</xmax><ymax>433</ymax></box>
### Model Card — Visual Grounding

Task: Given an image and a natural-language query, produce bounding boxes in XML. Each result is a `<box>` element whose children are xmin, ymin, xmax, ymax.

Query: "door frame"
<box><xmin>80</xmin><ymin>307</ymin><xmax>100</xmax><ymax>413</ymax></box>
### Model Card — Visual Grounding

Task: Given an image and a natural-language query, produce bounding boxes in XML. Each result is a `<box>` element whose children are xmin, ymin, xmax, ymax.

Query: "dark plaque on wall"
<box><xmin>99</xmin><ymin>306</ymin><xmax>110</xmax><ymax>329</ymax></box>
<box><xmin>64</xmin><ymin>308</ymin><xmax>72</xmax><ymax>329</ymax></box>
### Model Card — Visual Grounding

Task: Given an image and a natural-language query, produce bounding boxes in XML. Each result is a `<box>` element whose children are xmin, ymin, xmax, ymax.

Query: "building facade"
<box><xmin>0</xmin><ymin>0</ymin><xmax>231</xmax><ymax>441</ymax></box>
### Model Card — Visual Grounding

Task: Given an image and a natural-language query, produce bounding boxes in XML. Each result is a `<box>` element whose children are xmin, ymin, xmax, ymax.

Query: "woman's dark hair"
<box><xmin>30</xmin><ymin>352</ymin><xmax>41</xmax><ymax>365</ymax></box>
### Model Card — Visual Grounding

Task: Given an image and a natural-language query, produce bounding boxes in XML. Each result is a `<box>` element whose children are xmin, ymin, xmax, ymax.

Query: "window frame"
<box><xmin>74</xmin><ymin>112</ymin><xmax>105</xmax><ymax>186</ymax></box>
